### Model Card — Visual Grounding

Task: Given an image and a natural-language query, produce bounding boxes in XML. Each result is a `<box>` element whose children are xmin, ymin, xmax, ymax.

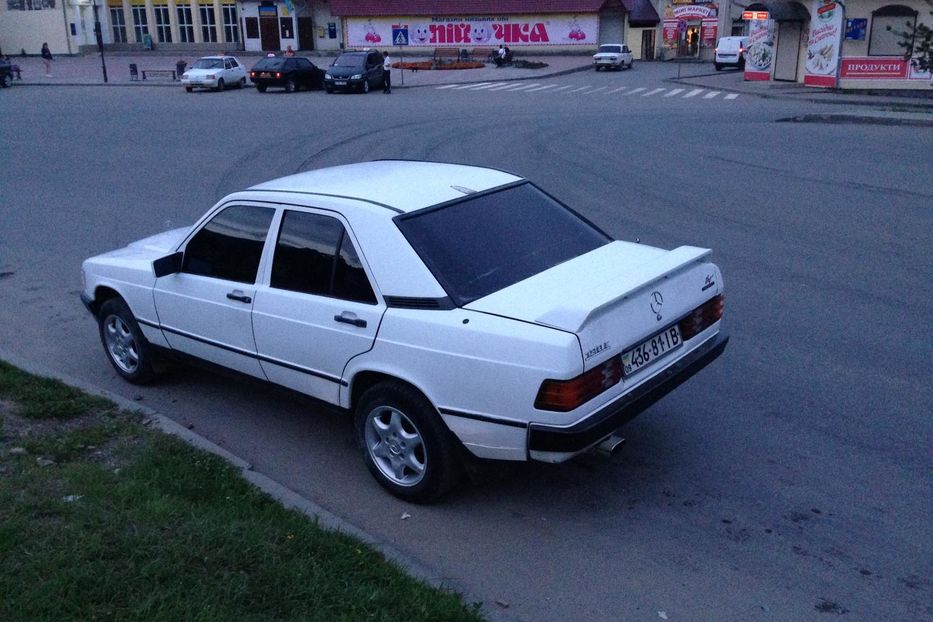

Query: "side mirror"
<box><xmin>153</xmin><ymin>252</ymin><xmax>183</xmax><ymax>278</ymax></box>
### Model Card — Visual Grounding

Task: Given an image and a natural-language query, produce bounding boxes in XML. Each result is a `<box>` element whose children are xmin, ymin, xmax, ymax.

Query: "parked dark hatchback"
<box><xmin>324</xmin><ymin>50</ymin><xmax>384</xmax><ymax>93</ymax></box>
<box><xmin>249</xmin><ymin>56</ymin><xmax>324</xmax><ymax>92</ymax></box>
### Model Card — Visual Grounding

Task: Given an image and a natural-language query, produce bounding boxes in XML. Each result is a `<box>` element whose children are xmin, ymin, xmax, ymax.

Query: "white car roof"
<box><xmin>249</xmin><ymin>160</ymin><xmax>522</xmax><ymax>214</ymax></box>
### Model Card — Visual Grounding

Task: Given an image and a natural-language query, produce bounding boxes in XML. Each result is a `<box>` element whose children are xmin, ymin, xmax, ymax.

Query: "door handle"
<box><xmin>226</xmin><ymin>291</ymin><xmax>252</xmax><ymax>304</ymax></box>
<box><xmin>334</xmin><ymin>313</ymin><xmax>367</xmax><ymax>328</ymax></box>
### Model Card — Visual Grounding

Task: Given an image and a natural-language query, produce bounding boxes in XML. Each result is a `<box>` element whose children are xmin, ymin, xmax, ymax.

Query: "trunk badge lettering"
<box><xmin>650</xmin><ymin>291</ymin><xmax>664</xmax><ymax>321</ymax></box>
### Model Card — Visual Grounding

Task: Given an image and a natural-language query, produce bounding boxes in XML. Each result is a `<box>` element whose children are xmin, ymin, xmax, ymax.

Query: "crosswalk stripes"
<box><xmin>433</xmin><ymin>82</ymin><xmax>739</xmax><ymax>102</ymax></box>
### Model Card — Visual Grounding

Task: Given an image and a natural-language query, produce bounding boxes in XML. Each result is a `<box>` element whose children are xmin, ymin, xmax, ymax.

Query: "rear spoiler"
<box><xmin>536</xmin><ymin>246</ymin><xmax>712</xmax><ymax>333</ymax></box>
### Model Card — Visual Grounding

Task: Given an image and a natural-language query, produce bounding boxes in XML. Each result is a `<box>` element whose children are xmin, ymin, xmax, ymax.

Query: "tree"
<box><xmin>898</xmin><ymin>0</ymin><xmax>932</xmax><ymax>73</ymax></box>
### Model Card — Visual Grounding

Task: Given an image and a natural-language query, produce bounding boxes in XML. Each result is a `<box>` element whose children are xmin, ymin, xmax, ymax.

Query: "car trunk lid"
<box><xmin>464</xmin><ymin>241</ymin><xmax>720</xmax><ymax>370</ymax></box>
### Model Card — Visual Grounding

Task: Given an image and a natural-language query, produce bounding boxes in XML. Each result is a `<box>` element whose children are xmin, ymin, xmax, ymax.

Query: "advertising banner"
<box><xmin>345</xmin><ymin>14</ymin><xmax>598</xmax><ymax>48</ymax></box>
<box><xmin>701</xmin><ymin>18</ymin><xmax>718</xmax><ymax>43</ymax></box>
<box><xmin>744</xmin><ymin>19</ymin><xmax>774</xmax><ymax>81</ymax></box>
<box><xmin>804</xmin><ymin>0</ymin><xmax>844</xmax><ymax>87</ymax></box>
<box><xmin>663</xmin><ymin>19</ymin><xmax>679</xmax><ymax>49</ymax></box>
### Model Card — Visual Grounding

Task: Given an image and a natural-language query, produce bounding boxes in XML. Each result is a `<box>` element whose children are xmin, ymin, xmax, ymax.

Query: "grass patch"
<box><xmin>0</xmin><ymin>362</ymin><xmax>485</xmax><ymax>622</ymax></box>
<box><xmin>0</xmin><ymin>360</ymin><xmax>112</xmax><ymax>419</ymax></box>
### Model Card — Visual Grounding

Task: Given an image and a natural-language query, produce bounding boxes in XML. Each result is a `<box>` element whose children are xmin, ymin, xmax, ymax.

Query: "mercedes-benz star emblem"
<box><xmin>650</xmin><ymin>291</ymin><xmax>664</xmax><ymax>321</ymax></box>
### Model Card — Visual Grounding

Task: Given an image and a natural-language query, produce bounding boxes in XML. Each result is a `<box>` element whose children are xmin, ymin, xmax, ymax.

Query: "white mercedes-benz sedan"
<box><xmin>81</xmin><ymin>161</ymin><xmax>728</xmax><ymax>502</ymax></box>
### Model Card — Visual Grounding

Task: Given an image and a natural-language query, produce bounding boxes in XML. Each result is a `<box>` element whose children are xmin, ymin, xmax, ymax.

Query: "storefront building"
<box><xmin>327</xmin><ymin>0</ymin><xmax>662</xmax><ymax>60</ymax></box>
<box><xmin>736</xmin><ymin>0</ymin><xmax>930</xmax><ymax>90</ymax></box>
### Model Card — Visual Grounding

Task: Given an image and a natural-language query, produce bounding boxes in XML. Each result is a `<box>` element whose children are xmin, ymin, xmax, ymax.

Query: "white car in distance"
<box><xmin>81</xmin><ymin>161</ymin><xmax>728</xmax><ymax>502</ymax></box>
<box><xmin>181</xmin><ymin>55</ymin><xmax>247</xmax><ymax>92</ymax></box>
<box><xmin>593</xmin><ymin>43</ymin><xmax>634</xmax><ymax>70</ymax></box>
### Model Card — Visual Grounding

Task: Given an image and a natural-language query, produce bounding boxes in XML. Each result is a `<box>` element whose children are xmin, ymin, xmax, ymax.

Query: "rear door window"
<box><xmin>271</xmin><ymin>211</ymin><xmax>377</xmax><ymax>304</ymax></box>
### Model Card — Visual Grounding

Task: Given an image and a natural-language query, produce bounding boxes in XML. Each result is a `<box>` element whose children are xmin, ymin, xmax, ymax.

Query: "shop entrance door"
<box><xmin>642</xmin><ymin>30</ymin><xmax>655</xmax><ymax>60</ymax></box>
<box><xmin>773</xmin><ymin>21</ymin><xmax>802</xmax><ymax>81</ymax></box>
<box><xmin>297</xmin><ymin>17</ymin><xmax>314</xmax><ymax>51</ymax></box>
<box><xmin>679</xmin><ymin>23</ymin><xmax>701</xmax><ymax>56</ymax></box>
<box><xmin>260</xmin><ymin>17</ymin><xmax>280</xmax><ymax>51</ymax></box>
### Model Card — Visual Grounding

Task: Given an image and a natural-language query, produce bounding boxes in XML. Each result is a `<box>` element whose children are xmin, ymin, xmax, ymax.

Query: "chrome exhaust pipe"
<box><xmin>593</xmin><ymin>434</ymin><xmax>626</xmax><ymax>457</ymax></box>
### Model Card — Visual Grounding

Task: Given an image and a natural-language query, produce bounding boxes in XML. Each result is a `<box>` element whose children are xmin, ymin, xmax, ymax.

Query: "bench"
<box><xmin>141</xmin><ymin>69</ymin><xmax>176</xmax><ymax>81</ymax></box>
<box><xmin>468</xmin><ymin>47</ymin><xmax>496</xmax><ymax>63</ymax></box>
<box><xmin>433</xmin><ymin>48</ymin><xmax>460</xmax><ymax>64</ymax></box>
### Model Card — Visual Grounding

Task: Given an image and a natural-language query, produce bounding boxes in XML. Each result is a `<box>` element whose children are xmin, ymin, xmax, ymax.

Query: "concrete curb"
<box><xmin>665</xmin><ymin>76</ymin><xmax>933</xmax><ymax>110</ymax></box>
<box><xmin>776</xmin><ymin>113</ymin><xmax>933</xmax><ymax>127</ymax></box>
<box><xmin>0</xmin><ymin>346</ymin><xmax>519</xmax><ymax>622</ymax></box>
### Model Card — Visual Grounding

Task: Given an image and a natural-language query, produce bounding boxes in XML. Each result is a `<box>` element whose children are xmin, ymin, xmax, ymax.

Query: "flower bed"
<box><xmin>392</xmin><ymin>61</ymin><xmax>485</xmax><ymax>70</ymax></box>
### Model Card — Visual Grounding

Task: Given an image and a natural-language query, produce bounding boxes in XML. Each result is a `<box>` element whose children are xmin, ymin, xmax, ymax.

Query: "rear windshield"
<box><xmin>396</xmin><ymin>183</ymin><xmax>610</xmax><ymax>305</ymax></box>
<box><xmin>252</xmin><ymin>58</ymin><xmax>285</xmax><ymax>70</ymax></box>
<box><xmin>333</xmin><ymin>54</ymin><xmax>364</xmax><ymax>67</ymax></box>
<box><xmin>598</xmin><ymin>45</ymin><xmax>622</xmax><ymax>54</ymax></box>
<box><xmin>193</xmin><ymin>58</ymin><xmax>224</xmax><ymax>69</ymax></box>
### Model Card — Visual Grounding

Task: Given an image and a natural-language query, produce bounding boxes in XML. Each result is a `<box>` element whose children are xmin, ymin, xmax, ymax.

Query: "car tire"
<box><xmin>2</xmin><ymin>74</ymin><xmax>12</xmax><ymax>88</ymax></box>
<box><xmin>215</xmin><ymin>78</ymin><xmax>225</xmax><ymax>92</ymax></box>
<box><xmin>239</xmin><ymin>77</ymin><xmax>246</xmax><ymax>88</ymax></box>
<box><xmin>627</xmin><ymin>60</ymin><xmax>634</xmax><ymax>70</ymax></box>
<box><xmin>362</xmin><ymin>79</ymin><xmax>370</xmax><ymax>94</ymax></box>
<box><xmin>715</xmin><ymin>63</ymin><xmax>723</xmax><ymax>71</ymax></box>
<box><xmin>285</xmin><ymin>78</ymin><xmax>296</xmax><ymax>93</ymax></box>
<box><xmin>355</xmin><ymin>381</ymin><xmax>463</xmax><ymax>503</ymax></box>
<box><xmin>325</xmin><ymin>85</ymin><xmax>333</xmax><ymax>93</ymax></box>
<box><xmin>256</xmin><ymin>84</ymin><xmax>267</xmax><ymax>93</ymax></box>
<box><xmin>594</xmin><ymin>66</ymin><xmax>600</xmax><ymax>71</ymax></box>
<box><xmin>185</xmin><ymin>86</ymin><xmax>193</xmax><ymax>92</ymax></box>
<box><xmin>98</xmin><ymin>297</ymin><xmax>158</xmax><ymax>385</ymax></box>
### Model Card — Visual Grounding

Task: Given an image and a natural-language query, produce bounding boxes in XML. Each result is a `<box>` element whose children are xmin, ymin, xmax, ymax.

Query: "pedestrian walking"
<box><xmin>41</xmin><ymin>42</ymin><xmax>53</xmax><ymax>77</ymax></box>
<box><xmin>382</xmin><ymin>51</ymin><xmax>391</xmax><ymax>93</ymax></box>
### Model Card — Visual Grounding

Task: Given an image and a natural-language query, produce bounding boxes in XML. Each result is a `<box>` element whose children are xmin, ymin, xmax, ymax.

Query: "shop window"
<box><xmin>200</xmin><ymin>6</ymin><xmax>218</xmax><ymax>43</ymax></box>
<box><xmin>154</xmin><ymin>4</ymin><xmax>172</xmax><ymax>43</ymax></box>
<box><xmin>131</xmin><ymin>6</ymin><xmax>149</xmax><ymax>43</ymax></box>
<box><xmin>245</xmin><ymin>17</ymin><xmax>260</xmax><ymax>39</ymax></box>
<box><xmin>110</xmin><ymin>7</ymin><xmax>127</xmax><ymax>43</ymax></box>
<box><xmin>869</xmin><ymin>5</ymin><xmax>918</xmax><ymax>56</ymax></box>
<box><xmin>280</xmin><ymin>17</ymin><xmax>293</xmax><ymax>39</ymax></box>
<box><xmin>177</xmin><ymin>5</ymin><xmax>194</xmax><ymax>43</ymax></box>
<box><xmin>223</xmin><ymin>5</ymin><xmax>240</xmax><ymax>43</ymax></box>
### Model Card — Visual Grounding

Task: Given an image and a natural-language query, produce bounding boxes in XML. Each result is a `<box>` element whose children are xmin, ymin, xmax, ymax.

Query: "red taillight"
<box><xmin>276</xmin><ymin>72</ymin><xmax>282</xmax><ymax>79</ymax></box>
<box><xmin>678</xmin><ymin>294</ymin><xmax>724</xmax><ymax>341</ymax></box>
<box><xmin>250</xmin><ymin>71</ymin><xmax>255</xmax><ymax>77</ymax></box>
<box><xmin>535</xmin><ymin>357</ymin><xmax>622</xmax><ymax>412</ymax></box>
<box><xmin>739</xmin><ymin>47</ymin><xmax>745</xmax><ymax>53</ymax></box>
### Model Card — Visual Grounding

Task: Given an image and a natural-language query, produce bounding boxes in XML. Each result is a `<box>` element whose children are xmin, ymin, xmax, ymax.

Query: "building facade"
<box><xmin>1</xmin><ymin>0</ymin><xmax>927</xmax><ymax>89</ymax></box>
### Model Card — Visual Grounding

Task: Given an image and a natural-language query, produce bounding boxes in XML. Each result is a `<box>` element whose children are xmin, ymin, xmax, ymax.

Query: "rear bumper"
<box><xmin>528</xmin><ymin>332</ymin><xmax>729</xmax><ymax>456</ymax></box>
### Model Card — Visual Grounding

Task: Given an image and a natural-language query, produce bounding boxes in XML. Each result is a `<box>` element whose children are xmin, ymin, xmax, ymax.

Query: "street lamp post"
<box><xmin>91</xmin><ymin>0</ymin><xmax>108</xmax><ymax>83</ymax></box>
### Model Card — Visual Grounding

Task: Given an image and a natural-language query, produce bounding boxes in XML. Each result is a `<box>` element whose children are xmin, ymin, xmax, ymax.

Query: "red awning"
<box><xmin>329</xmin><ymin>1</ymin><xmax>608</xmax><ymax>16</ymax></box>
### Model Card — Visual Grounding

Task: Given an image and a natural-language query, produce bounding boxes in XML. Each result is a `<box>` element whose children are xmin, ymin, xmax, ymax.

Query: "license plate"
<box><xmin>622</xmin><ymin>326</ymin><xmax>682</xmax><ymax>376</ymax></box>
<box><xmin>260</xmin><ymin>72</ymin><xmax>271</xmax><ymax>78</ymax></box>
<box><xmin>335</xmin><ymin>80</ymin><xmax>347</xmax><ymax>85</ymax></box>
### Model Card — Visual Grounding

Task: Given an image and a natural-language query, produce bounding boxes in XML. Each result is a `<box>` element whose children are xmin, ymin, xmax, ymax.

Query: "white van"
<box><xmin>714</xmin><ymin>36</ymin><xmax>748</xmax><ymax>70</ymax></box>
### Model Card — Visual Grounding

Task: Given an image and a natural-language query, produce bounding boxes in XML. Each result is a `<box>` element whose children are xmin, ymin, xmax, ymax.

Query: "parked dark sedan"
<box><xmin>324</xmin><ymin>50</ymin><xmax>385</xmax><ymax>94</ymax></box>
<box><xmin>249</xmin><ymin>56</ymin><xmax>324</xmax><ymax>92</ymax></box>
<box><xmin>0</xmin><ymin>59</ymin><xmax>14</xmax><ymax>88</ymax></box>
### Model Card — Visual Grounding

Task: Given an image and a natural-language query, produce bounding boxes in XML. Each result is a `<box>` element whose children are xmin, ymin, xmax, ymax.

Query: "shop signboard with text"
<box><xmin>840</xmin><ymin>57</ymin><xmax>932</xmax><ymax>80</ymax></box>
<box><xmin>804</xmin><ymin>0</ymin><xmax>844</xmax><ymax>87</ymax></box>
<box><xmin>662</xmin><ymin>3</ymin><xmax>719</xmax><ymax>49</ymax></box>
<box><xmin>344</xmin><ymin>14</ymin><xmax>598</xmax><ymax>48</ymax></box>
<box><xmin>744</xmin><ymin>19</ymin><xmax>774</xmax><ymax>80</ymax></box>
